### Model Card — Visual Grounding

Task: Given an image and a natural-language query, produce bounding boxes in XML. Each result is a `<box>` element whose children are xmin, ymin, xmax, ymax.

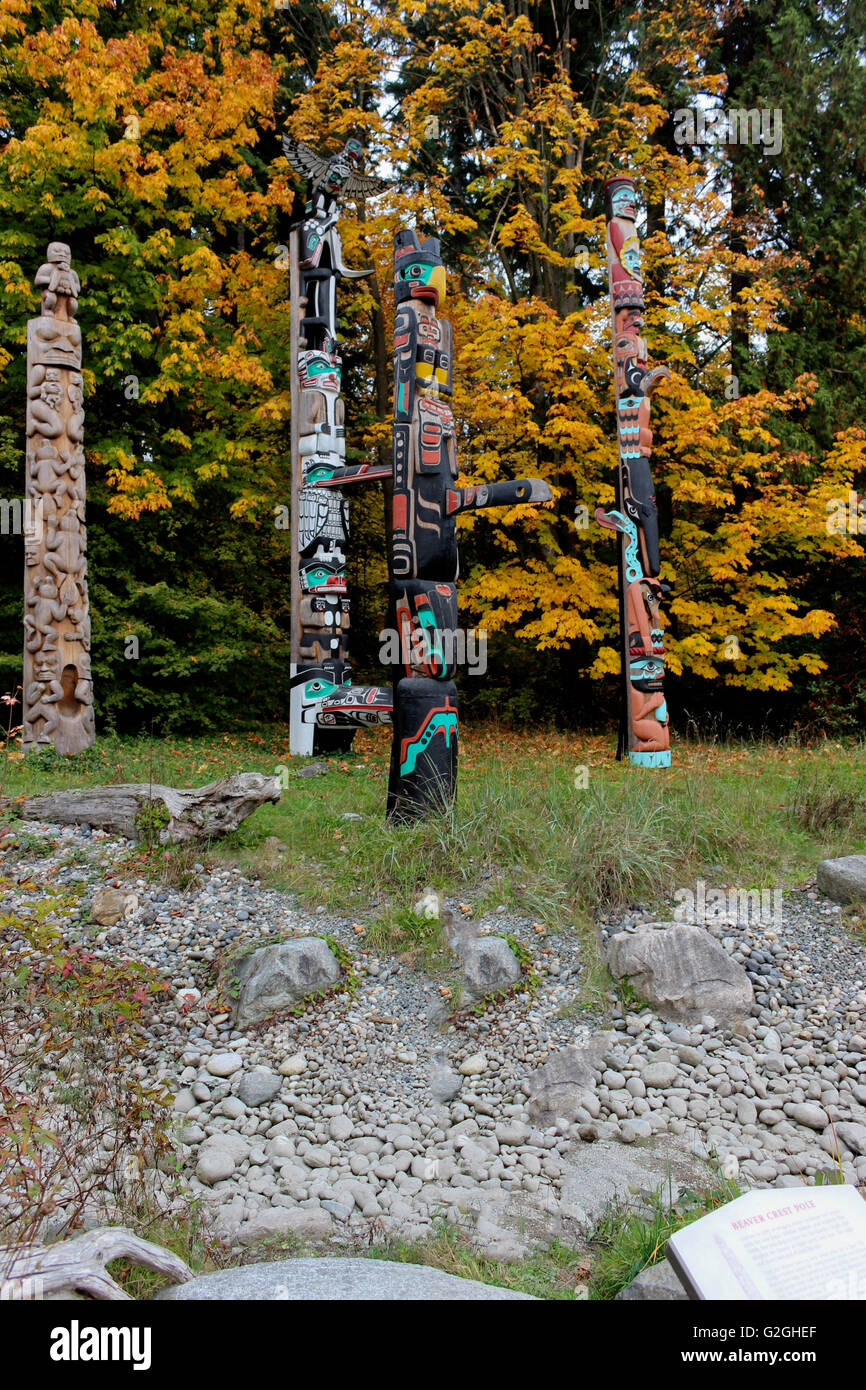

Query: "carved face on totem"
<box><xmin>615</xmin><ymin>334</ymin><xmax>648</xmax><ymax>385</ymax></box>
<box><xmin>344</xmin><ymin>140</ymin><xmax>364</xmax><ymax>172</ymax></box>
<box><xmin>302</xmin><ymin>453</ymin><xmax>343</xmax><ymax>485</ymax></box>
<box><xmin>41</xmin><ymin>369</ymin><xmax>63</xmax><ymax>409</ymax></box>
<box><xmin>608</xmin><ymin>183</ymin><xmax>637</xmax><ymax>223</ymax></box>
<box><xmin>299</xmin><ymin>544</ymin><xmax>346</xmax><ymax>593</ymax></box>
<box><xmin>394</xmin><ymin>232</ymin><xmax>447</xmax><ymax>309</ymax></box>
<box><xmin>299</xmin><ymin>348</ymin><xmax>341</xmax><ymax>393</ymax></box>
<box><xmin>630</xmin><ymin>657</ymin><xmax>665</xmax><ymax>691</ymax></box>
<box><xmin>46</xmin><ymin>243</ymin><xmax>72</xmax><ymax>271</ymax></box>
<box><xmin>30</xmin><ymin>316</ymin><xmax>82</xmax><ymax>368</ymax></box>
<box><xmin>35</xmin><ymin>656</ymin><xmax>58</xmax><ymax>683</ymax></box>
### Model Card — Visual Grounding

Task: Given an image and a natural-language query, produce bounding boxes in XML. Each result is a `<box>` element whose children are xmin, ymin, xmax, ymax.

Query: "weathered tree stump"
<box><xmin>14</xmin><ymin>771</ymin><xmax>281</xmax><ymax>842</ymax></box>
<box><xmin>0</xmin><ymin>1226</ymin><xmax>193</xmax><ymax>1300</ymax></box>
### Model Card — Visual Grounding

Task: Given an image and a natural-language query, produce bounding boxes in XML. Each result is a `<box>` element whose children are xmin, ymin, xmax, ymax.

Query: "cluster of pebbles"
<box><xmin>2</xmin><ymin>820</ymin><xmax>865</xmax><ymax>1259</ymax></box>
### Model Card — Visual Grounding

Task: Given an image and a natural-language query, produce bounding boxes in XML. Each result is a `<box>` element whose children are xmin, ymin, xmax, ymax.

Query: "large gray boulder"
<box><xmin>460</xmin><ymin>937</ymin><xmax>522</xmax><ymax>1005</ymax></box>
<box><xmin>527</xmin><ymin>1031</ymin><xmax>618</xmax><ymax>1124</ymax></box>
<box><xmin>557</xmin><ymin>1134</ymin><xmax>711</xmax><ymax>1233</ymax></box>
<box><xmin>604</xmin><ymin>922</ymin><xmax>753</xmax><ymax>1024</ymax></box>
<box><xmin>153</xmin><ymin>1257</ymin><xmax>535</xmax><ymax>1300</ymax></box>
<box><xmin>194</xmin><ymin>1132</ymin><xmax>250</xmax><ymax>1186</ymax></box>
<box><xmin>835</xmin><ymin>1121</ymin><xmax>866</xmax><ymax>1157</ymax></box>
<box><xmin>616</xmin><ymin>1258</ymin><xmax>688</xmax><ymax>1301</ymax></box>
<box><xmin>237</xmin><ymin>1069</ymin><xmax>281</xmax><ymax>1107</ymax></box>
<box><xmin>229</xmin><ymin>938</ymin><xmax>341</xmax><ymax>1027</ymax></box>
<box><xmin>816</xmin><ymin>855</ymin><xmax>866</xmax><ymax>904</ymax></box>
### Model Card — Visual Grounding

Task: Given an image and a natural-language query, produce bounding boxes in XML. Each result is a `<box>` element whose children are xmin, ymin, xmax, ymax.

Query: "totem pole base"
<box><xmin>629</xmin><ymin>750</ymin><xmax>671</xmax><ymax>768</ymax></box>
<box><xmin>387</xmin><ymin>677</ymin><xmax>458</xmax><ymax>822</ymax></box>
<box><xmin>289</xmin><ymin>665</ymin><xmax>315</xmax><ymax>757</ymax></box>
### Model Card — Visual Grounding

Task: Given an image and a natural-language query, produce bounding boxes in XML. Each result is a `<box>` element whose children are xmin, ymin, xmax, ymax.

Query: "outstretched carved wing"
<box><xmin>342</xmin><ymin>171</ymin><xmax>390</xmax><ymax>196</ymax></box>
<box><xmin>283</xmin><ymin>135</ymin><xmax>388</xmax><ymax>197</ymax></box>
<box><xmin>282</xmin><ymin>136</ymin><xmax>330</xmax><ymax>185</ymax></box>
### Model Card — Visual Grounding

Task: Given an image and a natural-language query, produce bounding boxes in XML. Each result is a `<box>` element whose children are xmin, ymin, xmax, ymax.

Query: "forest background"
<box><xmin>0</xmin><ymin>0</ymin><xmax>864</xmax><ymax>739</ymax></box>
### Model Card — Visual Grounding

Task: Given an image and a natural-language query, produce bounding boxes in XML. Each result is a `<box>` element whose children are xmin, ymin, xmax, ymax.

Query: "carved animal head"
<box><xmin>394</xmin><ymin>231</ymin><xmax>447</xmax><ymax>309</ymax></box>
<box><xmin>343</xmin><ymin>139</ymin><xmax>364</xmax><ymax>171</ymax></box>
<box><xmin>46</xmin><ymin>242</ymin><xmax>72</xmax><ymax>268</ymax></box>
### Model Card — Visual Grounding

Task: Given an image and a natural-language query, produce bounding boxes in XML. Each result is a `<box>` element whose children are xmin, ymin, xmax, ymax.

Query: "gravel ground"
<box><xmin>2</xmin><ymin>819</ymin><xmax>865</xmax><ymax>1261</ymax></box>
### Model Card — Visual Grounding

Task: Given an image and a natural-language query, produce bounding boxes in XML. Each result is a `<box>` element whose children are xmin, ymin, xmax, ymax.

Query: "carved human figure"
<box><xmin>43</xmin><ymin>512</ymin><xmax>86</xmax><ymax>601</ymax></box>
<box><xmin>24</xmin><ymin>659</ymin><xmax>64</xmax><ymax>743</ymax></box>
<box><xmin>27</xmin><ymin>365</ymin><xmax>65</xmax><ymax>438</ymax></box>
<box><xmin>67</xmin><ymin>374</ymin><xmax>85</xmax><ymax>442</ymax></box>
<box><xmin>29</xmin><ymin>442</ymin><xmax>65</xmax><ymax>497</ymax></box>
<box><xmin>630</xmin><ymin>658</ymin><xmax>669</xmax><ymax>750</ymax></box>
<box><xmin>35</xmin><ymin>242</ymin><xmax>79</xmax><ymax>316</ymax></box>
<box><xmin>66</xmin><ymin>596</ymin><xmax>91</xmax><ymax>647</ymax></box>
<box><xmin>25</xmin><ymin>578</ymin><xmax>65</xmax><ymax>653</ymax></box>
<box><xmin>29</xmin><ymin>315</ymin><xmax>81</xmax><ymax>370</ymax></box>
<box><xmin>626</xmin><ymin>578</ymin><xmax>665</xmax><ymax>659</ymax></box>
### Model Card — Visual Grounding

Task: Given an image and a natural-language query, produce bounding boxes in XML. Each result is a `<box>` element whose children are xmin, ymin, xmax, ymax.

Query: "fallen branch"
<box><xmin>0</xmin><ymin>1226</ymin><xmax>194</xmax><ymax>1300</ymax></box>
<box><xmin>13</xmin><ymin>771</ymin><xmax>282</xmax><ymax>843</ymax></box>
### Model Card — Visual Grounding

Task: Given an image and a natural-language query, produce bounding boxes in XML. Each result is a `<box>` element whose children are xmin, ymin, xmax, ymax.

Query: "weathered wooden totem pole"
<box><xmin>22</xmin><ymin>242</ymin><xmax>94</xmax><ymax>755</ymax></box>
<box><xmin>283</xmin><ymin>136</ymin><xmax>392</xmax><ymax>756</ymax></box>
<box><xmin>595</xmin><ymin>175</ymin><xmax>671</xmax><ymax>767</ymax></box>
<box><xmin>387</xmin><ymin>232</ymin><xmax>552</xmax><ymax>817</ymax></box>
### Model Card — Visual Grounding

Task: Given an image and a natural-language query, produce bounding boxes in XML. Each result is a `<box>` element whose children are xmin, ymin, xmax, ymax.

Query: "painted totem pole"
<box><xmin>595</xmin><ymin>175</ymin><xmax>671</xmax><ymax>767</ymax></box>
<box><xmin>283</xmin><ymin>137</ymin><xmax>392</xmax><ymax>755</ymax></box>
<box><xmin>22</xmin><ymin>242</ymin><xmax>94</xmax><ymax>755</ymax></box>
<box><xmin>282</xmin><ymin>135</ymin><xmax>551</xmax><ymax>815</ymax></box>
<box><xmin>387</xmin><ymin>232</ymin><xmax>552</xmax><ymax>818</ymax></box>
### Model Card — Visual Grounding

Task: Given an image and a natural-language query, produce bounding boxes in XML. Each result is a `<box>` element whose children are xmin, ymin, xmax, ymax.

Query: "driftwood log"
<box><xmin>16</xmin><ymin>771</ymin><xmax>281</xmax><ymax>843</ymax></box>
<box><xmin>0</xmin><ymin>1226</ymin><xmax>193</xmax><ymax>1300</ymax></box>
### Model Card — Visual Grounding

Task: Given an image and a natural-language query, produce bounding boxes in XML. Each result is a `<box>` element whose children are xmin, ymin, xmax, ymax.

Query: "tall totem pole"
<box><xmin>387</xmin><ymin>232</ymin><xmax>552</xmax><ymax>818</ymax></box>
<box><xmin>22</xmin><ymin>242</ymin><xmax>94</xmax><ymax>756</ymax></box>
<box><xmin>283</xmin><ymin>137</ymin><xmax>392</xmax><ymax>756</ymax></box>
<box><xmin>595</xmin><ymin>175</ymin><xmax>671</xmax><ymax>768</ymax></box>
<box><xmin>283</xmin><ymin>136</ymin><xmax>551</xmax><ymax>815</ymax></box>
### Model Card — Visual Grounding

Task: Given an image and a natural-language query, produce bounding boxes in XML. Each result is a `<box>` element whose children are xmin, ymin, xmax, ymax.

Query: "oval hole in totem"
<box><xmin>58</xmin><ymin>664</ymin><xmax>81</xmax><ymax>716</ymax></box>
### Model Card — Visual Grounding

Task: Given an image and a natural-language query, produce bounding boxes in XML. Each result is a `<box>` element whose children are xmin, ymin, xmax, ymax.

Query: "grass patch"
<box><xmin>842</xmin><ymin>902</ymin><xmax>866</xmax><ymax>939</ymax></box>
<box><xmin>4</xmin><ymin>728</ymin><xmax>865</xmax><ymax>942</ymax></box>
<box><xmin>786</xmin><ymin>767</ymin><xmax>866</xmax><ymax>836</ymax></box>
<box><xmin>365</xmin><ymin>904</ymin><xmax>450</xmax><ymax>966</ymax></box>
<box><xmin>104</xmin><ymin>1199</ymin><xmax>223</xmax><ymax>1300</ymax></box>
<box><xmin>115</xmin><ymin>841</ymin><xmax>210</xmax><ymax>891</ymax></box>
<box><xmin>588</xmin><ymin>1170</ymin><xmax>741</xmax><ymax>1300</ymax></box>
<box><xmin>366</xmin><ymin>1220</ymin><xmax>590</xmax><ymax>1300</ymax></box>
